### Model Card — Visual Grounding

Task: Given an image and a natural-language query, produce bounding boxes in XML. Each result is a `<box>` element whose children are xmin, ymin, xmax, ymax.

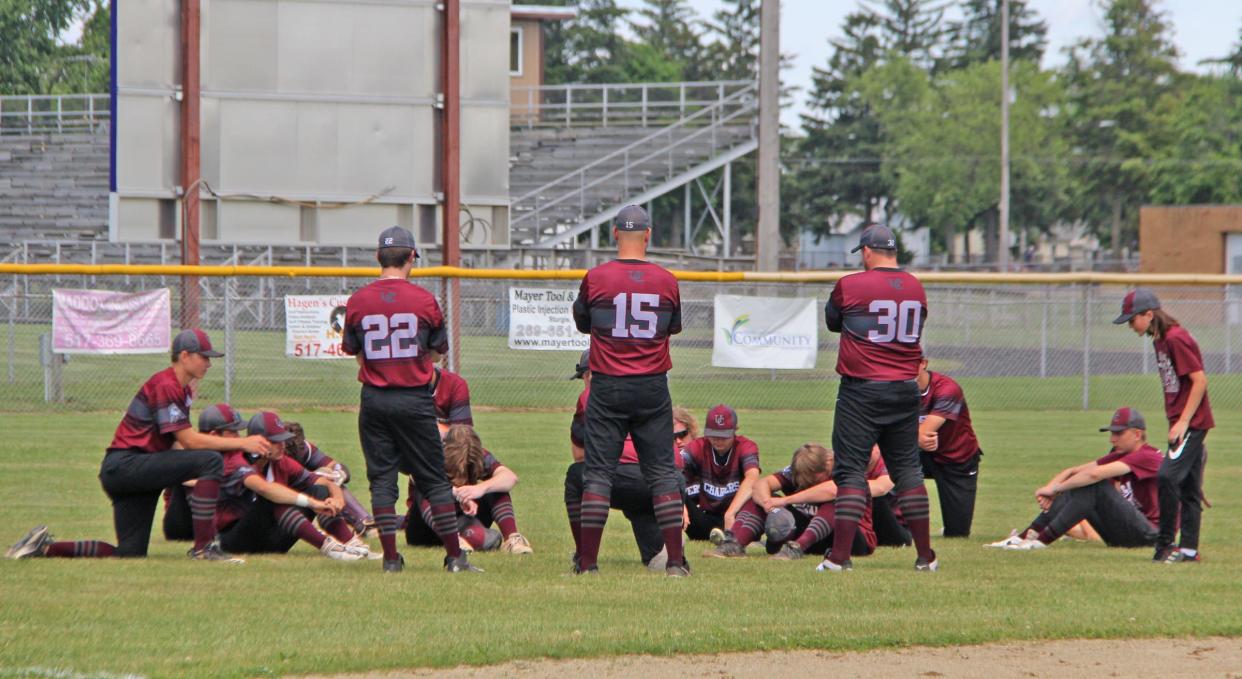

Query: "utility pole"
<box><xmin>755</xmin><ymin>0</ymin><xmax>780</xmax><ymax>272</ymax></box>
<box><xmin>179</xmin><ymin>0</ymin><xmax>202</xmax><ymax>327</ymax></box>
<box><xmin>441</xmin><ymin>0</ymin><xmax>461</xmax><ymax>372</ymax></box>
<box><xmin>998</xmin><ymin>0</ymin><xmax>1011</xmax><ymax>272</ymax></box>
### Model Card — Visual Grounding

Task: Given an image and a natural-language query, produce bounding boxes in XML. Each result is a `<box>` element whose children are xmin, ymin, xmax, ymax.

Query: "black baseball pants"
<box><xmin>565</xmin><ymin>461</ymin><xmax>664</xmax><ymax>565</ymax></box>
<box><xmin>684</xmin><ymin>501</ymin><xmax>725</xmax><ymax>541</ymax></box>
<box><xmin>920</xmin><ymin>450</ymin><xmax>981</xmax><ymax>537</ymax></box>
<box><xmin>98</xmin><ymin>448</ymin><xmax>224</xmax><ymax>557</ymax></box>
<box><xmin>871</xmin><ymin>495</ymin><xmax>912</xmax><ymax>547</ymax></box>
<box><xmin>219</xmin><ymin>485</ymin><xmax>332</xmax><ymax>554</ymax></box>
<box><xmin>582</xmin><ymin>373</ymin><xmax>681</xmax><ymax>499</ymax></box>
<box><xmin>1037</xmin><ymin>481</ymin><xmax>1158</xmax><ymax>548</ymax></box>
<box><xmin>1157</xmin><ymin>429</ymin><xmax>1207</xmax><ymax>550</ymax></box>
<box><xmin>358</xmin><ymin>385</ymin><xmax>454</xmax><ymax>510</ymax></box>
<box><xmin>162</xmin><ymin>485</ymin><xmax>193</xmax><ymax>541</ymax></box>
<box><xmin>831</xmin><ymin>378</ymin><xmax>925</xmax><ymax>493</ymax></box>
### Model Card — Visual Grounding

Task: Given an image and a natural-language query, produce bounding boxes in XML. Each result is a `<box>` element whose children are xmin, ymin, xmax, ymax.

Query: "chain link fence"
<box><xmin>3</xmin><ymin>272</ymin><xmax>1240</xmax><ymax>420</ymax></box>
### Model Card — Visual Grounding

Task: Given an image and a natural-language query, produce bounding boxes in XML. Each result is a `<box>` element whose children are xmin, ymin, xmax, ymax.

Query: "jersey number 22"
<box><xmin>362</xmin><ymin>313</ymin><xmax>419</xmax><ymax>359</ymax></box>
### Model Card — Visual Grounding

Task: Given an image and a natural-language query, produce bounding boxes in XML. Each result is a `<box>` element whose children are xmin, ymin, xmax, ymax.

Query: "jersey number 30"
<box><xmin>361</xmin><ymin>313</ymin><xmax>419</xmax><ymax>359</ymax></box>
<box><xmin>868</xmin><ymin>300</ymin><xmax>922</xmax><ymax>343</ymax></box>
<box><xmin>610</xmin><ymin>292</ymin><xmax>660</xmax><ymax>339</ymax></box>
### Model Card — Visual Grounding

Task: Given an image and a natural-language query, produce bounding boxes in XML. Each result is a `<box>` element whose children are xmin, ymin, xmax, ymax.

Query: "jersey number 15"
<box><xmin>610</xmin><ymin>292</ymin><xmax>660</xmax><ymax>339</ymax></box>
<box><xmin>361</xmin><ymin>313</ymin><xmax>420</xmax><ymax>359</ymax></box>
<box><xmin>868</xmin><ymin>300</ymin><xmax>922</xmax><ymax>343</ymax></box>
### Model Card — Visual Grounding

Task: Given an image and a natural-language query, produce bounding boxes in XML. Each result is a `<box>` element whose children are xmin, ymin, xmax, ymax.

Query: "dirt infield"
<box><xmin>307</xmin><ymin>637</ymin><xmax>1242</xmax><ymax>678</ymax></box>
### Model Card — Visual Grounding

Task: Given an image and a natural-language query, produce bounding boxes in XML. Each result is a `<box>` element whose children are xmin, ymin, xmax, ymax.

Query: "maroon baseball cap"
<box><xmin>248</xmin><ymin>411</ymin><xmax>294</xmax><ymax>442</ymax></box>
<box><xmin>1100</xmin><ymin>407</ymin><xmax>1147</xmax><ymax>432</ymax></box>
<box><xmin>1113</xmin><ymin>289</ymin><xmax>1161</xmax><ymax>324</ymax></box>
<box><xmin>172</xmin><ymin>328</ymin><xmax>224</xmax><ymax>358</ymax></box>
<box><xmin>198</xmin><ymin>403</ymin><xmax>245</xmax><ymax>432</ymax></box>
<box><xmin>703</xmin><ymin>404</ymin><xmax>738</xmax><ymax>437</ymax></box>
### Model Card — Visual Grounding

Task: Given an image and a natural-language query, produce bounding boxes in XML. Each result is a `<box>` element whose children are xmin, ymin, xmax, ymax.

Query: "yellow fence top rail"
<box><xmin>1</xmin><ymin>263</ymin><xmax>1240</xmax><ymax>286</ymax></box>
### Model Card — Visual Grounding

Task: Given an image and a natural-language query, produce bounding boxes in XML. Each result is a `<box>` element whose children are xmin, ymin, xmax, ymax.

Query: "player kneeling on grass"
<box><xmin>989</xmin><ymin>407</ymin><xmax>1161</xmax><ymax>551</ymax></box>
<box><xmin>681</xmin><ymin>405</ymin><xmax>761</xmax><ymax>543</ymax></box>
<box><xmin>214</xmin><ymin>412</ymin><xmax>374</xmax><ymax>561</ymax></box>
<box><xmin>282</xmin><ymin>421</ymin><xmax>374</xmax><ymax>536</ymax></box>
<box><xmin>707</xmin><ymin>445</ymin><xmax>893</xmax><ymax>562</ymax></box>
<box><xmin>406</xmin><ymin>425</ymin><xmax>532</xmax><ymax>555</ymax></box>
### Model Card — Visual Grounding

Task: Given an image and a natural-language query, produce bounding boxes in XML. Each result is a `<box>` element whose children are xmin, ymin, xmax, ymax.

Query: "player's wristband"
<box><xmin>295</xmin><ymin>493</ymin><xmax>311</xmax><ymax>508</ymax></box>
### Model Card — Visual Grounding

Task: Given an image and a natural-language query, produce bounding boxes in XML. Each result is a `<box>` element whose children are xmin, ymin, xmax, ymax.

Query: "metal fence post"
<box><xmin>1141</xmin><ymin>334</ymin><xmax>1150</xmax><ymax>373</ymax></box>
<box><xmin>7</xmin><ymin>276</ymin><xmax>15</xmax><ymax>384</ymax></box>
<box><xmin>1039</xmin><ymin>286</ymin><xmax>1048</xmax><ymax>378</ymax></box>
<box><xmin>1081</xmin><ymin>284</ymin><xmax>1091</xmax><ymax>411</ymax></box>
<box><xmin>224</xmin><ymin>277</ymin><xmax>234</xmax><ymax>403</ymax></box>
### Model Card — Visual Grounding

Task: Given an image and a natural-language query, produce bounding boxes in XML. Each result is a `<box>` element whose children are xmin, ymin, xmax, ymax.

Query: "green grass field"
<box><xmin>1</xmin><ymin>407</ymin><xmax>1240</xmax><ymax>678</ymax></box>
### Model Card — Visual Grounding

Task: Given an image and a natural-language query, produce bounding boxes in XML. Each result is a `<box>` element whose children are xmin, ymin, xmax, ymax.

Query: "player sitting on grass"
<box><xmin>673</xmin><ymin>406</ymin><xmax>699</xmax><ymax>453</ymax></box>
<box><xmin>282</xmin><ymin>420</ymin><xmax>374</xmax><ymax>536</ymax></box>
<box><xmin>681</xmin><ymin>404</ymin><xmax>761</xmax><ymax>543</ymax></box>
<box><xmin>990</xmin><ymin>407</ymin><xmax>1161</xmax><ymax>551</ymax></box>
<box><xmin>215</xmin><ymin>412</ymin><xmax>373</xmax><ymax>561</ymax></box>
<box><xmin>406</xmin><ymin>425</ymin><xmax>532</xmax><ymax>554</ymax></box>
<box><xmin>161</xmin><ymin>403</ymin><xmax>250</xmax><ymax>542</ymax></box>
<box><xmin>432</xmin><ymin>366</ymin><xmax>474</xmax><ymax>437</ymax></box>
<box><xmin>707</xmin><ymin>444</ymin><xmax>893</xmax><ymax>561</ymax></box>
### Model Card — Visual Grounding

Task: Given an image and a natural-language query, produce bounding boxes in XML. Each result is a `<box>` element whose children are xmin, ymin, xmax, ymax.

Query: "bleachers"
<box><xmin>0</xmin><ymin>125</ymin><xmax>110</xmax><ymax>242</ymax></box>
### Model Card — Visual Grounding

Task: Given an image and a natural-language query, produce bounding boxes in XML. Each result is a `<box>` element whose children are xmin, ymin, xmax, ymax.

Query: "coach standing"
<box><xmin>571</xmin><ymin>205</ymin><xmax>689</xmax><ymax>576</ymax></box>
<box><xmin>341</xmin><ymin>226</ymin><xmax>478</xmax><ymax>574</ymax></box>
<box><xmin>820</xmin><ymin>224</ymin><xmax>938</xmax><ymax>573</ymax></box>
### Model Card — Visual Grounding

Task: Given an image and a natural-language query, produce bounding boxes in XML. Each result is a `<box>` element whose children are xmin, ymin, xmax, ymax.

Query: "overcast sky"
<box><xmin>618</xmin><ymin>0</ymin><xmax>1242</xmax><ymax>128</ymax></box>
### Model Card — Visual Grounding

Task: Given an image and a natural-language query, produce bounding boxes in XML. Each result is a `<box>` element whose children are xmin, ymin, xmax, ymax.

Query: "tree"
<box><xmin>1148</xmin><ymin>75</ymin><xmax>1242</xmax><ymax>204</ymax></box>
<box><xmin>630</xmin><ymin>0</ymin><xmax>708</xmax><ymax>81</ymax></box>
<box><xmin>945</xmin><ymin>0</ymin><xmax>1048</xmax><ymax>69</ymax></box>
<box><xmin>48</xmin><ymin>0</ymin><xmax>109</xmax><ymax>94</ymax></box>
<box><xmin>1061</xmin><ymin>0</ymin><xmax>1180</xmax><ymax>257</ymax></box>
<box><xmin>0</xmin><ymin>0</ymin><xmax>95</xmax><ymax>94</ymax></box>
<box><xmin>863</xmin><ymin>0</ymin><xmax>949</xmax><ymax>71</ymax></box>
<box><xmin>543</xmin><ymin>0</ymin><xmax>630</xmax><ymax>84</ymax></box>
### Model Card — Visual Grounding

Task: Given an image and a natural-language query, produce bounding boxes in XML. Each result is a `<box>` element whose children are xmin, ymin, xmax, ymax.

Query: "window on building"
<box><xmin>510</xmin><ymin>27</ymin><xmax>523</xmax><ymax>76</ymax></box>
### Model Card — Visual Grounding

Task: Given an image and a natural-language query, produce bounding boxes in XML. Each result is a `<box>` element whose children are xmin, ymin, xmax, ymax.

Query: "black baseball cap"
<box><xmin>172</xmin><ymin>329</ymin><xmax>224</xmax><ymax>358</ymax></box>
<box><xmin>570</xmin><ymin>349</ymin><xmax>590</xmax><ymax>379</ymax></box>
<box><xmin>198</xmin><ymin>403</ymin><xmax>245</xmax><ymax>433</ymax></box>
<box><xmin>850</xmin><ymin>223</ymin><xmax>898</xmax><ymax>253</ymax></box>
<box><xmin>1100</xmin><ymin>407</ymin><xmax>1146</xmax><ymax>432</ymax></box>
<box><xmin>378</xmin><ymin>225</ymin><xmax>420</xmax><ymax>258</ymax></box>
<box><xmin>613</xmin><ymin>205</ymin><xmax>650</xmax><ymax>232</ymax></box>
<box><xmin>1113</xmin><ymin>289</ymin><xmax>1161</xmax><ymax>324</ymax></box>
<box><xmin>248</xmin><ymin>411</ymin><xmax>295</xmax><ymax>442</ymax></box>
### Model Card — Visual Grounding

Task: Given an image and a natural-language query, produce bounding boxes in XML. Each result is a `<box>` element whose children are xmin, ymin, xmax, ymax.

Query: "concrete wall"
<box><xmin>1139</xmin><ymin>206</ymin><xmax>1242</xmax><ymax>274</ymax></box>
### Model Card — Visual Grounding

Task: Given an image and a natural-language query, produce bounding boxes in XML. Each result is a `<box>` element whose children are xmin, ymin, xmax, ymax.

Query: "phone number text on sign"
<box><xmin>285</xmin><ymin>295</ymin><xmax>352</xmax><ymax>359</ymax></box>
<box><xmin>508</xmin><ymin>287</ymin><xmax>589</xmax><ymax>351</ymax></box>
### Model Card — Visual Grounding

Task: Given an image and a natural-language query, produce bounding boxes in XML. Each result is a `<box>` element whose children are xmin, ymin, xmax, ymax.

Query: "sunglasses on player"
<box><xmin>674</xmin><ymin>429</ymin><xmax>690</xmax><ymax>440</ymax></box>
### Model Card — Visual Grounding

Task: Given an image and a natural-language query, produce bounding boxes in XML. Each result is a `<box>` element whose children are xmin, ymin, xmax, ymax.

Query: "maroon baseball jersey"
<box><xmin>573</xmin><ymin>259</ymin><xmax>682</xmax><ymax>376</ymax></box>
<box><xmin>109</xmin><ymin>367</ymin><xmax>193</xmax><ymax>453</ymax></box>
<box><xmin>825</xmin><ymin>268</ymin><xmax>927</xmax><ymax>380</ymax></box>
<box><xmin>1153</xmin><ymin>326</ymin><xmax>1214</xmax><ymax>430</ymax></box>
<box><xmin>434</xmin><ymin>368</ymin><xmax>474</xmax><ymax>425</ymax></box>
<box><xmin>920</xmin><ymin>371</ymin><xmax>980</xmax><ymax>464</ymax></box>
<box><xmin>288</xmin><ymin>440</ymin><xmax>336</xmax><ymax>471</ymax></box>
<box><xmin>681</xmin><ymin>435</ymin><xmax>761</xmax><ymax>514</ymax></box>
<box><xmin>1096</xmin><ymin>444</ymin><xmax>1163</xmax><ymax>526</ymax></box>
<box><xmin>342</xmin><ymin>278</ymin><xmax>447</xmax><ymax>388</ymax></box>
<box><xmin>217</xmin><ymin>452</ymin><xmax>316</xmax><ymax>530</ymax></box>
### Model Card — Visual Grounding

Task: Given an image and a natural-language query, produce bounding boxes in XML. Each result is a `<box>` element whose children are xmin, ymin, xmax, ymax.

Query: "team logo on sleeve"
<box><xmin>167</xmin><ymin>404</ymin><xmax>185</xmax><ymax>422</ymax></box>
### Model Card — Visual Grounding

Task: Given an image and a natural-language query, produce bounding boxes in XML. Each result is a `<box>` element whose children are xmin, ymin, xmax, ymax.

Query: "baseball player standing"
<box><xmin>571</xmin><ymin>205</ymin><xmax>688</xmax><ymax>576</ymax></box>
<box><xmin>341</xmin><ymin>226</ymin><xmax>478</xmax><ymax>574</ymax></box>
<box><xmin>1114</xmin><ymin>288</ymin><xmax>1213</xmax><ymax>563</ymax></box>
<box><xmin>821</xmin><ymin>224</ymin><xmax>937</xmax><ymax>572</ymax></box>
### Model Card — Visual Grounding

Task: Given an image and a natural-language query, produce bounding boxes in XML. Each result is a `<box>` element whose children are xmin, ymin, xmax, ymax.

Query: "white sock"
<box><xmin>1180</xmin><ymin>548</ymin><xmax>1197</xmax><ymax>557</ymax></box>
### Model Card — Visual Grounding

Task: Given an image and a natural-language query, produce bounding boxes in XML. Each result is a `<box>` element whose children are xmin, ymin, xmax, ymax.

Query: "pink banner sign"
<box><xmin>52</xmin><ymin>288</ymin><xmax>172</xmax><ymax>354</ymax></box>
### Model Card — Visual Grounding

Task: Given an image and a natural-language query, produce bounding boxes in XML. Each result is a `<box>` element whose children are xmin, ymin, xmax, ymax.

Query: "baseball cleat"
<box><xmin>6</xmin><ymin>525</ymin><xmax>53</xmax><ymax>559</ymax></box>
<box><xmin>914</xmin><ymin>553</ymin><xmax>940</xmax><ymax>571</ymax></box>
<box><xmin>444</xmin><ymin>553</ymin><xmax>484</xmax><ymax>573</ymax></box>
<box><xmin>188</xmin><ymin>537</ymin><xmax>244</xmax><ymax>564</ymax></box>
<box><xmin>708</xmin><ymin>527</ymin><xmax>726</xmax><ymax>546</ymax></box>
<box><xmin>985</xmin><ymin>529</ymin><xmax>1025</xmax><ymax>548</ymax></box>
<box><xmin>500</xmin><ymin>532</ymin><xmax>533</xmax><ymax>555</ymax></box>
<box><xmin>345</xmin><ymin>536</ymin><xmax>382</xmax><ymax>560</ymax></box>
<box><xmin>703</xmin><ymin>536</ymin><xmax>745</xmax><ymax>558</ymax></box>
<box><xmin>1164</xmin><ymin>550</ymin><xmax>1201</xmax><ymax>564</ymax></box>
<box><xmin>571</xmin><ymin>563</ymin><xmax>599</xmax><ymax>576</ymax></box>
<box><xmin>320</xmin><ymin>536</ymin><xmax>366</xmax><ymax>561</ymax></box>
<box><xmin>382</xmin><ymin>554</ymin><xmax>405</xmax><ymax>573</ymax></box>
<box><xmin>1152</xmin><ymin>544</ymin><xmax>1176</xmax><ymax>563</ymax></box>
<box><xmin>1002</xmin><ymin>538</ymin><xmax>1046</xmax><ymax>551</ymax></box>
<box><xmin>666</xmin><ymin>559</ymin><xmax>692</xmax><ymax>577</ymax></box>
<box><xmin>770</xmin><ymin>542</ymin><xmax>804</xmax><ymax>561</ymax></box>
<box><xmin>816</xmin><ymin>557</ymin><xmax>852</xmax><ymax>572</ymax></box>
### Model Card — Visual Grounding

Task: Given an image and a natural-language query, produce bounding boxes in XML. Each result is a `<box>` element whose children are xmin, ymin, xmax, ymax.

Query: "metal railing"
<box><xmin>510</xmin><ymin>80</ymin><xmax>754</xmax><ymax>129</ymax></box>
<box><xmin>510</xmin><ymin>83</ymin><xmax>758</xmax><ymax>239</ymax></box>
<box><xmin>0</xmin><ymin>94</ymin><xmax>110</xmax><ymax>135</ymax></box>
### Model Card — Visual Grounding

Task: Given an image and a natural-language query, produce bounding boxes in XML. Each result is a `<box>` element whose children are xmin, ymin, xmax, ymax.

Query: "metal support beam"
<box><xmin>723</xmin><ymin>162</ymin><xmax>732</xmax><ymax>258</ymax></box>
<box><xmin>755</xmin><ymin>0</ymin><xmax>781</xmax><ymax>271</ymax></box>
<box><xmin>684</xmin><ymin>183</ymin><xmax>692</xmax><ymax>253</ymax></box>
<box><xmin>999</xmin><ymin>0</ymin><xmax>1011</xmax><ymax>272</ymax></box>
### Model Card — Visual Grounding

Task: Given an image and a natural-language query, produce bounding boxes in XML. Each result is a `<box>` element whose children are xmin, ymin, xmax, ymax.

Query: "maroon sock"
<box><xmin>730</xmin><ymin>500</ymin><xmax>764</xmax><ymax>546</ymax></box>
<box><xmin>373</xmin><ymin>506</ymin><xmax>399</xmax><ymax>560</ymax></box>
<box><xmin>459</xmin><ymin>518</ymin><xmax>488</xmax><ymax>550</ymax></box>
<box><xmin>577</xmin><ymin>490</ymin><xmax>611</xmax><ymax>570</ymax></box>
<box><xmin>188</xmin><ymin>478</ymin><xmax>221</xmax><ymax>551</ymax></box>
<box><xmin>652</xmin><ymin>491</ymin><xmax>685</xmax><ymax>566</ymax></box>
<box><xmin>565</xmin><ymin>496</ymin><xmax>583</xmax><ymax>554</ymax></box>
<box><xmin>895</xmin><ymin>485</ymin><xmax>935</xmax><ymax>561</ymax></box>
<box><xmin>428</xmin><ymin>502</ymin><xmax>462</xmax><ymax>558</ymax></box>
<box><xmin>275</xmin><ymin>506</ymin><xmax>326</xmax><ymax>549</ymax></box>
<box><xmin>829</xmin><ymin>487</ymin><xmax>868</xmax><ymax>563</ymax></box>
<box><xmin>319</xmin><ymin>514</ymin><xmax>355</xmax><ymax>543</ymax></box>
<box><xmin>490</xmin><ymin>493</ymin><xmax>518</xmax><ymax>537</ymax></box>
<box><xmin>45</xmin><ymin>541</ymin><xmax>115</xmax><ymax>558</ymax></box>
<box><xmin>797</xmin><ymin>504</ymin><xmax>835</xmax><ymax>552</ymax></box>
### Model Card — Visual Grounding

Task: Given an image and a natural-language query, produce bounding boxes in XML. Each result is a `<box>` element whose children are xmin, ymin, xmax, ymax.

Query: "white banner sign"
<box><xmin>52</xmin><ymin>288</ymin><xmax>171</xmax><ymax>354</ymax></box>
<box><xmin>508</xmin><ymin>287</ymin><xmax>589</xmax><ymax>351</ymax></box>
<box><xmin>284</xmin><ymin>295</ymin><xmax>352</xmax><ymax>359</ymax></box>
<box><xmin>712</xmin><ymin>294</ymin><xmax>818</xmax><ymax>369</ymax></box>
